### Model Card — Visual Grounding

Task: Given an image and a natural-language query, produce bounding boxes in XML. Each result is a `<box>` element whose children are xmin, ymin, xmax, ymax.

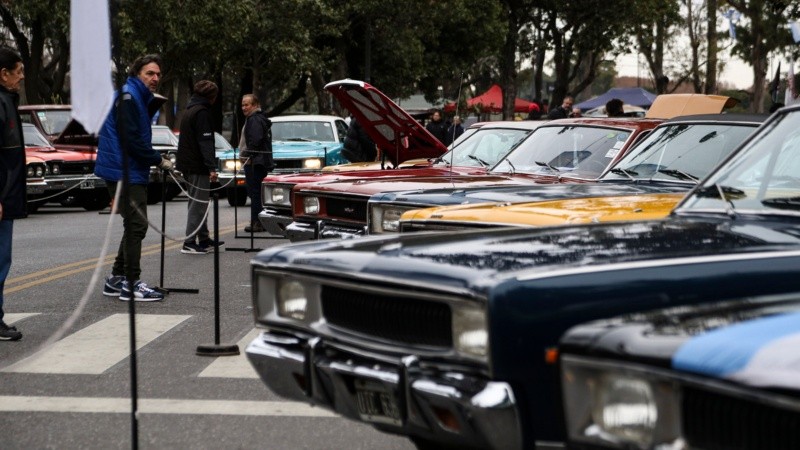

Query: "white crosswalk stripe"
<box><xmin>198</xmin><ymin>328</ymin><xmax>260</xmax><ymax>378</ymax></box>
<box><xmin>2</xmin><ymin>313</ymin><xmax>191</xmax><ymax>374</ymax></box>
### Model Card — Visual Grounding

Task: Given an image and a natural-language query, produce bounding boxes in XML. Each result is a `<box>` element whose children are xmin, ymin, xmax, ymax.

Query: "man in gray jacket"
<box><xmin>176</xmin><ymin>80</ymin><xmax>221</xmax><ymax>254</ymax></box>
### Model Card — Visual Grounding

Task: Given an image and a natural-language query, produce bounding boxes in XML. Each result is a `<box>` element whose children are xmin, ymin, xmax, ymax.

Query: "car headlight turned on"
<box><xmin>452</xmin><ymin>305</ymin><xmax>488</xmax><ymax>358</ymax></box>
<box><xmin>303</xmin><ymin>196</ymin><xmax>320</xmax><ymax>214</ymax></box>
<box><xmin>223</xmin><ymin>159</ymin><xmax>242</xmax><ymax>172</ymax></box>
<box><xmin>302</xmin><ymin>158</ymin><xmax>323</xmax><ymax>170</ymax></box>
<box><xmin>560</xmin><ymin>355</ymin><xmax>683</xmax><ymax>449</ymax></box>
<box><xmin>369</xmin><ymin>205</ymin><xmax>414</xmax><ymax>233</ymax></box>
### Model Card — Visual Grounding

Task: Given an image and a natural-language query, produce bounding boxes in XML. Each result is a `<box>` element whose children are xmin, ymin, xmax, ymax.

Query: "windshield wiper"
<box><xmin>657</xmin><ymin>169</ymin><xmax>699</xmax><ymax>182</ymax></box>
<box><xmin>468</xmin><ymin>154</ymin><xmax>490</xmax><ymax>167</ymax></box>
<box><xmin>761</xmin><ymin>196</ymin><xmax>800</xmax><ymax>210</ymax></box>
<box><xmin>714</xmin><ymin>183</ymin><xmax>740</xmax><ymax>217</ymax></box>
<box><xmin>535</xmin><ymin>160</ymin><xmax>560</xmax><ymax>172</ymax></box>
<box><xmin>610</xmin><ymin>167</ymin><xmax>637</xmax><ymax>181</ymax></box>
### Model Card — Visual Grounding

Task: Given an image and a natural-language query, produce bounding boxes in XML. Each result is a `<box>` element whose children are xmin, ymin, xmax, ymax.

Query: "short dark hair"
<box><xmin>606</xmin><ymin>98</ymin><xmax>624</xmax><ymax>117</ymax></box>
<box><xmin>128</xmin><ymin>54</ymin><xmax>162</xmax><ymax>77</ymax></box>
<box><xmin>0</xmin><ymin>47</ymin><xmax>22</xmax><ymax>72</ymax></box>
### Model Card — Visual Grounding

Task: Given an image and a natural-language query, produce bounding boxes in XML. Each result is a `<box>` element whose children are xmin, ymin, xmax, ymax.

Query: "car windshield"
<box><xmin>680</xmin><ymin>110</ymin><xmax>800</xmax><ymax>216</ymax></box>
<box><xmin>446</xmin><ymin>126</ymin><xmax>480</xmax><ymax>150</ymax></box>
<box><xmin>214</xmin><ymin>132</ymin><xmax>233</xmax><ymax>151</ymax></box>
<box><xmin>22</xmin><ymin>123</ymin><xmax>53</xmax><ymax>148</ymax></box>
<box><xmin>272</xmin><ymin>121</ymin><xmax>336</xmax><ymax>142</ymax></box>
<box><xmin>34</xmin><ymin>110</ymin><xmax>71</xmax><ymax>136</ymax></box>
<box><xmin>603</xmin><ymin>122</ymin><xmax>757</xmax><ymax>183</ymax></box>
<box><xmin>492</xmin><ymin>125</ymin><xmax>631</xmax><ymax>179</ymax></box>
<box><xmin>435</xmin><ymin>127</ymin><xmax>530</xmax><ymax>168</ymax></box>
<box><xmin>152</xmin><ymin>127</ymin><xmax>178</xmax><ymax>146</ymax></box>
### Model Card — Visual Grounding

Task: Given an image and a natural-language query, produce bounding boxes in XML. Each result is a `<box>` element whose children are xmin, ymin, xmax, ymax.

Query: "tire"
<box><xmin>226</xmin><ymin>187</ymin><xmax>248</xmax><ymax>206</ymax></box>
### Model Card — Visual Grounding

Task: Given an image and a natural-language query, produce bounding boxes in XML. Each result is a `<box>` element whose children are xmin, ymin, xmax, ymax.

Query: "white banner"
<box><xmin>70</xmin><ymin>0</ymin><xmax>114</xmax><ymax>135</ymax></box>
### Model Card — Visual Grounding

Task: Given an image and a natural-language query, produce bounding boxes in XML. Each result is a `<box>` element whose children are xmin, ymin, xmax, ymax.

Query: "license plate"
<box><xmin>79</xmin><ymin>179</ymin><xmax>95</xmax><ymax>189</ymax></box>
<box><xmin>354</xmin><ymin>380</ymin><xmax>402</xmax><ymax>426</ymax></box>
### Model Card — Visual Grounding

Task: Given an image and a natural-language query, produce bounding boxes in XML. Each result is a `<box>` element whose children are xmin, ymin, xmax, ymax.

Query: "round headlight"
<box><xmin>169</xmin><ymin>152</ymin><xmax>177</xmax><ymax>164</ymax></box>
<box><xmin>592</xmin><ymin>376</ymin><xmax>657</xmax><ymax>447</ymax></box>
<box><xmin>303</xmin><ymin>196</ymin><xmax>320</xmax><ymax>215</ymax></box>
<box><xmin>277</xmin><ymin>280</ymin><xmax>307</xmax><ymax>320</ymax></box>
<box><xmin>303</xmin><ymin>158</ymin><xmax>322</xmax><ymax>170</ymax></box>
<box><xmin>224</xmin><ymin>159</ymin><xmax>237</xmax><ymax>171</ymax></box>
<box><xmin>27</xmin><ymin>166</ymin><xmax>35</xmax><ymax>177</ymax></box>
<box><xmin>51</xmin><ymin>163</ymin><xmax>61</xmax><ymax>175</ymax></box>
<box><xmin>35</xmin><ymin>166</ymin><xmax>45</xmax><ymax>177</ymax></box>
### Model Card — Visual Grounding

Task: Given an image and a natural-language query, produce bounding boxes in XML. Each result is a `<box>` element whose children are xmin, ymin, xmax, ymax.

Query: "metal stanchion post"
<box><xmin>156</xmin><ymin>169</ymin><xmax>199</xmax><ymax>295</ymax></box>
<box><xmin>196</xmin><ymin>193</ymin><xmax>239</xmax><ymax>356</ymax></box>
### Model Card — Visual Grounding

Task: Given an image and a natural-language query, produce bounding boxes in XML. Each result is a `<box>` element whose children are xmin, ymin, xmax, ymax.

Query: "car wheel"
<box><xmin>226</xmin><ymin>187</ymin><xmax>247</xmax><ymax>206</ymax></box>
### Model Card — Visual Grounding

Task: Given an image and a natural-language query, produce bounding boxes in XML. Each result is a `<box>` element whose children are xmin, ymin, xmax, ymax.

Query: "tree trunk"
<box><xmin>705</xmin><ymin>0</ymin><xmax>718</xmax><ymax>94</ymax></box>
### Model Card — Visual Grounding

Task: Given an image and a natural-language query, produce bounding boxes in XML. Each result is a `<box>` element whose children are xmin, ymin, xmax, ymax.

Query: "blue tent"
<box><xmin>574</xmin><ymin>87</ymin><xmax>657</xmax><ymax>111</ymax></box>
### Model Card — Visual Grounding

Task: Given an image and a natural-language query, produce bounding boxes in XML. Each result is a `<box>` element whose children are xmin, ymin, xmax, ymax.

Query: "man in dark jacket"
<box><xmin>445</xmin><ymin>115</ymin><xmax>465</xmax><ymax>145</ymax></box>
<box><xmin>425</xmin><ymin>110</ymin><xmax>448</xmax><ymax>144</ymax></box>
<box><xmin>342</xmin><ymin>116</ymin><xmax>376</xmax><ymax>162</ymax></box>
<box><xmin>0</xmin><ymin>47</ymin><xmax>25</xmax><ymax>341</ymax></box>
<box><xmin>95</xmin><ymin>54</ymin><xmax>173</xmax><ymax>302</ymax></box>
<box><xmin>547</xmin><ymin>96</ymin><xmax>574</xmax><ymax>120</ymax></box>
<box><xmin>239</xmin><ymin>94</ymin><xmax>273</xmax><ymax>233</ymax></box>
<box><xmin>176</xmin><ymin>80</ymin><xmax>221</xmax><ymax>254</ymax></box>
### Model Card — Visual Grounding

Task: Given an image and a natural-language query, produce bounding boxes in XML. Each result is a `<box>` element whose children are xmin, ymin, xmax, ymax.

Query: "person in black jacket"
<box><xmin>0</xmin><ymin>47</ymin><xmax>25</xmax><ymax>341</ymax></box>
<box><xmin>547</xmin><ymin>96</ymin><xmax>574</xmax><ymax>120</ymax></box>
<box><xmin>342</xmin><ymin>116</ymin><xmax>376</xmax><ymax>162</ymax></box>
<box><xmin>239</xmin><ymin>94</ymin><xmax>273</xmax><ymax>233</ymax></box>
<box><xmin>176</xmin><ymin>80</ymin><xmax>221</xmax><ymax>254</ymax></box>
<box><xmin>425</xmin><ymin>110</ymin><xmax>448</xmax><ymax>144</ymax></box>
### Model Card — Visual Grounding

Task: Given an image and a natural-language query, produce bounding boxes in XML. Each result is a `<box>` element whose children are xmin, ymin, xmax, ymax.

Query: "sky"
<box><xmin>615</xmin><ymin>52</ymin><xmax>759</xmax><ymax>90</ymax></box>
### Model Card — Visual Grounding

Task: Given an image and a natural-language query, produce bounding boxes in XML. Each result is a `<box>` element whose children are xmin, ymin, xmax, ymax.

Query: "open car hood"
<box><xmin>325</xmin><ymin>79</ymin><xmax>448</xmax><ymax>165</ymax></box>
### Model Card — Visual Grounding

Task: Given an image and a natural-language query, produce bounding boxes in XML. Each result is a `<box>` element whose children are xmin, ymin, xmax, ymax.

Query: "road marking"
<box><xmin>3</xmin><ymin>313</ymin><xmax>40</xmax><ymax>325</ymax></box>
<box><xmin>198</xmin><ymin>329</ymin><xmax>260</xmax><ymax>378</ymax></box>
<box><xmin>2</xmin><ymin>314</ymin><xmax>190</xmax><ymax>374</ymax></box>
<box><xmin>0</xmin><ymin>396</ymin><xmax>336</xmax><ymax>417</ymax></box>
<box><xmin>4</xmin><ymin>225</ymin><xmax>238</xmax><ymax>294</ymax></box>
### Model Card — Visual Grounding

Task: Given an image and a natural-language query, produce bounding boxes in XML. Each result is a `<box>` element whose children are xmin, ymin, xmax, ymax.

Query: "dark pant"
<box><xmin>184</xmin><ymin>174</ymin><xmax>210</xmax><ymax>244</ymax></box>
<box><xmin>0</xmin><ymin>219</ymin><xmax>13</xmax><ymax>321</ymax></box>
<box><xmin>244</xmin><ymin>164</ymin><xmax>268</xmax><ymax>224</ymax></box>
<box><xmin>107</xmin><ymin>182</ymin><xmax>149</xmax><ymax>281</ymax></box>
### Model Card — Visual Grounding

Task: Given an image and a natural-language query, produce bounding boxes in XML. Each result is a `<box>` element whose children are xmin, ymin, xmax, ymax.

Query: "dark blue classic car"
<box><xmin>246</xmin><ymin>105</ymin><xmax>800</xmax><ymax>449</ymax></box>
<box><xmin>559</xmin><ymin>294</ymin><xmax>800</xmax><ymax>450</ymax></box>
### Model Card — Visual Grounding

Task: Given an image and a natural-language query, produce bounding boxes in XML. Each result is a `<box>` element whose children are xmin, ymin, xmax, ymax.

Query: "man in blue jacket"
<box><xmin>0</xmin><ymin>47</ymin><xmax>25</xmax><ymax>340</ymax></box>
<box><xmin>95</xmin><ymin>54</ymin><xmax>173</xmax><ymax>302</ymax></box>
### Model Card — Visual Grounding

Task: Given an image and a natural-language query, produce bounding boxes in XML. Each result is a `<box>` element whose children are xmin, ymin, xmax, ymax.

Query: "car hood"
<box><xmin>299</xmin><ymin>174</ymin><xmax>536</xmax><ymax>197</ymax></box>
<box><xmin>254</xmin><ymin>216</ymin><xmax>800</xmax><ymax>294</ymax></box>
<box><xmin>403</xmin><ymin>192</ymin><xmax>687</xmax><ymax>226</ymax></box>
<box><xmin>272</xmin><ymin>139</ymin><xmax>343</xmax><ymax>158</ymax></box>
<box><xmin>379</xmin><ymin>180</ymin><xmax>690</xmax><ymax>209</ymax></box>
<box><xmin>25</xmin><ymin>146</ymin><xmax>94</xmax><ymax>162</ymax></box>
<box><xmin>262</xmin><ymin>166</ymin><xmax>492</xmax><ymax>188</ymax></box>
<box><xmin>325</xmin><ymin>80</ymin><xmax>448</xmax><ymax>165</ymax></box>
<box><xmin>560</xmin><ymin>295</ymin><xmax>800</xmax><ymax>392</ymax></box>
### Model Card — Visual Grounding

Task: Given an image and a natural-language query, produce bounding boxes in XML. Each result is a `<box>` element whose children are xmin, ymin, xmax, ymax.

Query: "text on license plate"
<box><xmin>80</xmin><ymin>180</ymin><xmax>95</xmax><ymax>189</ymax></box>
<box><xmin>355</xmin><ymin>381</ymin><xmax>402</xmax><ymax>426</ymax></box>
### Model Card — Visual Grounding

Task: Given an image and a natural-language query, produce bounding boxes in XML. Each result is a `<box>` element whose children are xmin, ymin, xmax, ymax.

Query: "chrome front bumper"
<box><xmin>258</xmin><ymin>207</ymin><xmax>292</xmax><ymax>236</ymax></box>
<box><xmin>284</xmin><ymin>220</ymin><xmax>366</xmax><ymax>242</ymax></box>
<box><xmin>43</xmin><ymin>175</ymin><xmax>106</xmax><ymax>193</ymax></box>
<box><xmin>246</xmin><ymin>331</ymin><xmax>523</xmax><ymax>450</ymax></box>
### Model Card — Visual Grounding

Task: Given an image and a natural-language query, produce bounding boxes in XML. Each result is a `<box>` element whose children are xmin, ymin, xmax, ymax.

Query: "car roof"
<box><xmin>664</xmin><ymin>113</ymin><xmax>768</xmax><ymax>124</ymax></box>
<box><xmin>475</xmin><ymin>120</ymin><xmax>547</xmax><ymax>130</ymax></box>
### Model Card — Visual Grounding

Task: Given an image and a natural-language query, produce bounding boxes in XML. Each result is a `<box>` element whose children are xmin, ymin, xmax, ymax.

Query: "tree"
<box><xmin>629</xmin><ymin>0</ymin><xmax>682</xmax><ymax>94</ymax></box>
<box><xmin>726</xmin><ymin>0</ymin><xmax>800</xmax><ymax>112</ymax></box>
<box><xmin>0</xmin><ymin>0</ymin><xmax>70</xmax><ymax>104</ymax></box>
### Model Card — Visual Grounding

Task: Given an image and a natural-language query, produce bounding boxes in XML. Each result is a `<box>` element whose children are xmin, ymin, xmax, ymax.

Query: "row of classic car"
<box><xmin>245</xmin><ymin>80</ymin><xmax>800</xmax><ymax>449</ymax></box>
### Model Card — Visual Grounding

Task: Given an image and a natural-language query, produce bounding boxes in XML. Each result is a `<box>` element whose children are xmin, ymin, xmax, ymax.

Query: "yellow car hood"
<box><xmin>401</xmin><ymin>193</ymin><xmax>687</xmax><ymax>227</ymax></box>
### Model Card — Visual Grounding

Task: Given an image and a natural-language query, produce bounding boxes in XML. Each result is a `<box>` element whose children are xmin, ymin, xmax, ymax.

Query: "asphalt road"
<box><xmin>0</xmin><ymin>195</ymin><xmax>414</xmax><ymax>450</ymax></box>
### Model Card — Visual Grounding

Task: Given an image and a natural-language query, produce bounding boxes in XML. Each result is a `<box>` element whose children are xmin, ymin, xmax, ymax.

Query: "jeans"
<box><xmin>244</xmin><ymin>164</ymin><xmax>268</xmax><ymax>224</ymax></box>
<box><xmin>107</xmin><ymin>182</ymin><xmax>149</xmax><ymax>281</ymax></box>
<box><xmin>184</xmin><ymin>174</ymin><xmax>210</xmax><ymax>244</ymax></box>
<box><xmin>0</xmin><ymin>219</ymin><xmax>13</xmax><ymax>322</ymax></box>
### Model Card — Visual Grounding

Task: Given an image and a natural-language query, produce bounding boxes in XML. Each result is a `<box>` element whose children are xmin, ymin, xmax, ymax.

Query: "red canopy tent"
<box><xmin>444</xmin><ymin>84</ymin><xmax>535</xmax><ymax>114</ymax></box>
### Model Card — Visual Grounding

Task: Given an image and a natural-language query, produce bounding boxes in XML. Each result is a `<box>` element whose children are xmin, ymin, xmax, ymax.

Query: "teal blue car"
<box><xmin>218</xmin><ymin>114</ymin><xmax>349</xmax><ymax>205</ymax></box>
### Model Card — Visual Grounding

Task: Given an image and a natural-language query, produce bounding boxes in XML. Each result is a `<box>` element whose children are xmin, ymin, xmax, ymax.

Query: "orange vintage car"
<box><xmin>397</xmin><ymin>113</ymin><xmax>764</xmax><ymax>232</ymax></box>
